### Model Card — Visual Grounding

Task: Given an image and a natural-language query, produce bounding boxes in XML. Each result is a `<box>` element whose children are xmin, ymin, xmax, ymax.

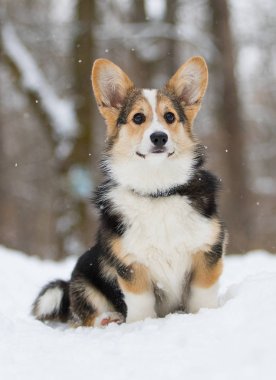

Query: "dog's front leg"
<box><xmin>118</xmin><ymin>262</ymin><xmax>156</xmax><ymax>323</ymax></box>
<box><xmin>187</xmin><ymin>250</ymin><xmax>223</xmax><ymax>313</ymax></box>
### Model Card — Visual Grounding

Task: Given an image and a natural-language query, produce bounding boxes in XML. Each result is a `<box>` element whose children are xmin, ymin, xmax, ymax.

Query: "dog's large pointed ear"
<box><xmin>166</xmin><ymin>56</ymin><xmax>208</xmax><ymax>124</ymax></box>
<box><xmin>92</xmin><ymin>59</ymin><xmax>134</xmax><ymax>132</ymax></box>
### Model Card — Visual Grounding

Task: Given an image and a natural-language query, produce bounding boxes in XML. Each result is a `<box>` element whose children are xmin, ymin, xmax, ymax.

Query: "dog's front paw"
<box><xmin>94</xmin><ymin>312</ymin><xmax>125</xmax><ymax>327</ymax></box>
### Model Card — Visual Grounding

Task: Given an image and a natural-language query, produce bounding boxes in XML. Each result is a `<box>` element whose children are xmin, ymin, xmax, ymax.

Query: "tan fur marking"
<box><xmin>110</xmin><ymin>238</ymin><xmax>152</xmax><ymax>294</ymax></box>
<box><xmin>110</xmin><ymin>236</ymin><xmax>122</xmax><ymax>254</ymax></box>
<box><xmin>110</xmin><ymin>237</ymin><xmax>129</xmax><ymax>263</ymax></box>
<box><xmin>100</xmin><ymin>263</ymin><xmax>117</xmax><ymax>282</ymax></box>
<box><xmin>110</xmin><ymin>237</ymin><xmax>137</xmax><ymax>266</ymax></box>
<box><xmin>111</xmin><ymin>97</ymin><xmax>154</xmax><ymax>158</ymax></box>
<box><xmin>184</xmin><ymin>105</ymin><xmax>201</xmax><ymax>128</ymax></box>
<box><xmin>83</xmin><ymin>314</ymin><xmax>97</xmax><ymax>327</ymax></box>
<box><xmin>156</xmin><ymin>92</ymin><xmax>196</xmax><ymax>143</ymax></box>
<box><xmin>191</xmin><ymin>218</ymin><xmax>224</xmax><ymax>288</ymax></box>
<box><xmin>99</xmin><ymin>107</ymin><xmax>121</xmax><ymax>138</ymax></box>
<box><xmin>118</xmin><ymin>262</ymin><xmax>152</xmax><ymax>294</ymax></box>
<box><xmin>69</xmin><ymin>314</ymin><xmax>98</xmax><ymax>328</ymax></box>
<box><xmin>192</xmin><ymin>252</ymin><xmax>223</xmax><ymax>288</ymax></box>
<box><xmin>121</xmin><ymin>99</ymin><xmax>151</xmax><ymax>137</ymax></box>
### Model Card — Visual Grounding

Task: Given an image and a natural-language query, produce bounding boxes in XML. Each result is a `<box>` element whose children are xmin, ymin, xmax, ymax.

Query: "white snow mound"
<box><xmin>0</xmin><ymin>246</ymin><xmax>276</xmax><ymax>380</ymax></box>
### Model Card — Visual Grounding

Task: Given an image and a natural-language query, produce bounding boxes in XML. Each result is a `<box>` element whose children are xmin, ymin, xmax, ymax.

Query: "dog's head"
<box><xmin>92</xmin><ymin>57</ymin><xmax>208</xmax><ymax>195</ymax></box>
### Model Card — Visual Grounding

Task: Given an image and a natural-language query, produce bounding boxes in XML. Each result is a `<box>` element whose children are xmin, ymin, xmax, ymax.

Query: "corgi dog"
<box><xmin>32</xmin><ymin>56</ymin><xmax>226</xmax><ymax>327</ymax></box>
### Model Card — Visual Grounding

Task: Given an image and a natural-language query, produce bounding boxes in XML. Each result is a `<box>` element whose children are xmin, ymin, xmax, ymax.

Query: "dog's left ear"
<box><xmin>166</xmin><ymin>56</ymin><xmax>208</xmax><ymax>123</ymax></box>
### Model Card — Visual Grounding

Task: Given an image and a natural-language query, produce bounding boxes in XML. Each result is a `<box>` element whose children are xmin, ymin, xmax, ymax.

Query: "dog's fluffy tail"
<box><xmin>32</xmin><ymin>280</ymin><xmax>70</xmax><ymax>322</ymax></box>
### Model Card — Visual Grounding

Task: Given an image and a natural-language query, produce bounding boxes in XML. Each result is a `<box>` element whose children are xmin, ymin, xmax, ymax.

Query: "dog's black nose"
<box><xmin>150</xmin><ymin>132</ymin><xmax>168</xmax><ymax>148</ymax></box>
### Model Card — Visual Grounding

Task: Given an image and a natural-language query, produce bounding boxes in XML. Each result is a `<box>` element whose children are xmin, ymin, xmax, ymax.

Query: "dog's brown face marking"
<box><xmin>117</xmin><ymin>88</ymin><xmax>143</xmax><ymax>126</ymax></box>
<box><xmin>115</xmin><ymin>94</ymin><xmax>154</xmax><ymax>146</ymax></box>
<box><xmin>92</xmin><ymin>57</ymin><xmax>208</xmax><ymax>192</ymax></box>
<box><xmin>92</xmin><ymin>56</ymin><xmax>208</xmax><ymax>149</ymax></box>
<box><xmin>108</xmin><ymin>88</ymin><xmax>198</xmax><ymax>161</ymax></box>
<box><xmin>158</xmin><ymin>89</ymin><xmax>186</xmax><ymax>124</ymax></box>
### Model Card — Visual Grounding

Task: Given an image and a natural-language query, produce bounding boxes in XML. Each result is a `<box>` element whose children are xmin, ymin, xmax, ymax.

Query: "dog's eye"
<box><xmin>133</xmin><ymin>113</ymin><xmax>146</xmax><ymax>125</ymax></box>
<box><xmin>164</xmin><ymin>112</ymin><xmax>175</xmax><ymax>124</ymax></box>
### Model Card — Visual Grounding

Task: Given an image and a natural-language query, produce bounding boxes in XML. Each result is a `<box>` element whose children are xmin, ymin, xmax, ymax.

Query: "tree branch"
<box><xmin>1</xmin><ymin>23</ymin><xmax>79</xmax><ymax>159</ymax></box>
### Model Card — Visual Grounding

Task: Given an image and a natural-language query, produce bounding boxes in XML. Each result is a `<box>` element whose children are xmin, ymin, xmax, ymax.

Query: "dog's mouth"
<box><xmin>136</xmin><ymin>150</ymin><xmax>175</xmax><ymax>158</ymax></box>
<box><xmin>136</xmin><ymin>151</ymin><xmax>146</xmax><ymax>159</ymax></box>
<box><xmin>152</xmin><ymin>148</ymin><xmax>166</xmax><ymax>154</ymax></box>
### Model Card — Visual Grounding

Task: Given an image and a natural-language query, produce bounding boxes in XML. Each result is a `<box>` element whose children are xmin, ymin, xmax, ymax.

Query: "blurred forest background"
<box><xmin>0</xmin><ymin>0</ymin><xmax>275</xmax><ymax>260</ymax></box>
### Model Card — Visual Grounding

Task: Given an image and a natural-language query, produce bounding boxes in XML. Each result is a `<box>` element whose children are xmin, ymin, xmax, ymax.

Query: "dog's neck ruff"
<box><xmin>99</xmin><ymin>145</ymin><xmax>207</xmax><ymax>201</ymax></box>
<box><xmin>130</xmin><ymin>183</ymin><xmax>188</xmax><ymax>199</ymax></box>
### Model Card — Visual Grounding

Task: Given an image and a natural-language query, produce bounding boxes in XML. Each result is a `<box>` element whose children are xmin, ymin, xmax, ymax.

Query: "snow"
<box><xmin>145</xmin><ymin>0</ymin><xmax>166</xmax><ymax>21</ymax></box>
<box><xmin>1</xmin><ymin>24</ymin><xmax>78</xmax><ymax>147</ymax></box>
<box><xmin>0</xmin><ymin>246</ymin><xmax>276</xmax><ymax>380</ymax></box>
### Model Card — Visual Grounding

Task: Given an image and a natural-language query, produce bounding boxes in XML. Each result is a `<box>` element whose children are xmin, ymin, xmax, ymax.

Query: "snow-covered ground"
<box><xmin>0</xmin><ymin>246</ymin><xmax>276</xmax><ymax>380</ymax></box>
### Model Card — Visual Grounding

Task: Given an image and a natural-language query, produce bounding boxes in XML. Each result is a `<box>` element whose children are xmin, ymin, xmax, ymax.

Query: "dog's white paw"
<box><xmin>94</xmin><ymin>312</ymin><xmax>125</xmax><ymax>327</ymax></box>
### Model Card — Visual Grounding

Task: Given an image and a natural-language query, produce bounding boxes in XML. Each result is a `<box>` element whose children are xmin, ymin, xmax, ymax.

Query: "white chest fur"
<box><xmin>109</xmin><ymin>187</ymin><xmax>215</xmax><ymax>313</ymax></box>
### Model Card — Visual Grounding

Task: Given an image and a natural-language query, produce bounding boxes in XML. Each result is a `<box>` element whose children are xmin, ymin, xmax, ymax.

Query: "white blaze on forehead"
<box><xmin>142</xmin><ymin>89</ymin><xmax>158</xmax><ymax>123</ymax></box>
<box><xmin>137</xmin><ymin>89</ymin><xmax>174</xmax><ymax>158</ymax></box>
<box><xmin>142</xmin><ymin>89</ymin><xmax>168</xmax><ymax>134</ymax></box>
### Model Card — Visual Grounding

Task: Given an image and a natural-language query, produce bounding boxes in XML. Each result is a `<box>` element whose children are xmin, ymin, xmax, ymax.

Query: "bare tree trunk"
<box><xmin>129</xmin><ymin>0</ymin><xmax>178</xmax><ymax>87</ymax></box>
<box><xmin>164</xmin><ymin>0</ymin><xmax>178</xmax><ymax>75</ymax></box>
<box><xmin>209</xmin><ymin>0</ymin><xmax>251</xmax><ymax>252</ymax></box>
<box><xmin>61</xmin><ymin>0</ymin><xmax>97</xmax><ymax>254</ymax></box>
<box><xmin>1</xmin><ymin>41</ymin><xmax>66</xmax><ymax>259</ymax></box>
<box><xmin>0</xmin><ymin>0</ymin><xmax>97</xmax><ymax>259</ymax></box>
<box><xmin>72</xmin><ymin>0</ymin><xmax>95</xmax><ymax>165</ymax></box>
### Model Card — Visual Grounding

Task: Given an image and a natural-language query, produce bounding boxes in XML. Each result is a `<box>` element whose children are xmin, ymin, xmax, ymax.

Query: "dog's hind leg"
<box><xmin>69</xmin><ymin>276</ymin><xmax>126</xmax><ymax>327</ymax></box>
<box><xmin>94</xmin><ymin>311</ymin><xmax>125</xmax><ymax>327</ymax></box>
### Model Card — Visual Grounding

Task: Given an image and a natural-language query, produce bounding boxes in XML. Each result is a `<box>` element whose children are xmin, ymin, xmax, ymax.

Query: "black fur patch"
<box><xmin>93</xmin><ymin>180</ymin><xmax>127</xmax><ymax>236</ymax></box>
<box><xmin>117</xmin><ymin>88</ymin><xmax>142</xmax><ymax>126</ymax></box>
<box><xmin>193</xmin><ymin>144</ymin><xmax>205</xmax><ymax>169</ymax></box>
<box><xmin>104</xmin><ymin>248</ymin><xmax>133</xmax><ymax>282</ymax></box>
<box><xmin>159</xmin><ymin>88</ymin><xmax>186</xmax><ymax>123</ymax></box>
<box><xmin>177</xmin><ymin>170</ymin><xmax>219</xmax><ymax>218</ymax></box>
<box><xmin>71</xmin><ymin>244</ymin><xmax>127</xmax><ymax>318</ymax></box>
<box><xmin>205</xmin><ymin>227</ymin><xmax>225</xmax><ymax>266</ymax></box>
<box><xmin>135</xmin><ymin>169</ymin><xmax>219</xmax><ymax>219</ymax></box>
<box><xmin>69</xmin><ymin>279</ymin><xmax>97</xmax><ymax>324</ymax></box>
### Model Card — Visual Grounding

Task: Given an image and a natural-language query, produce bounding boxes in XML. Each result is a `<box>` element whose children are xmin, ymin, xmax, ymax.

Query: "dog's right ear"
<box><xmin>91</xmin><ymin>59</ymin><xmax>134</xmax><ymax>132</ymax></box>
